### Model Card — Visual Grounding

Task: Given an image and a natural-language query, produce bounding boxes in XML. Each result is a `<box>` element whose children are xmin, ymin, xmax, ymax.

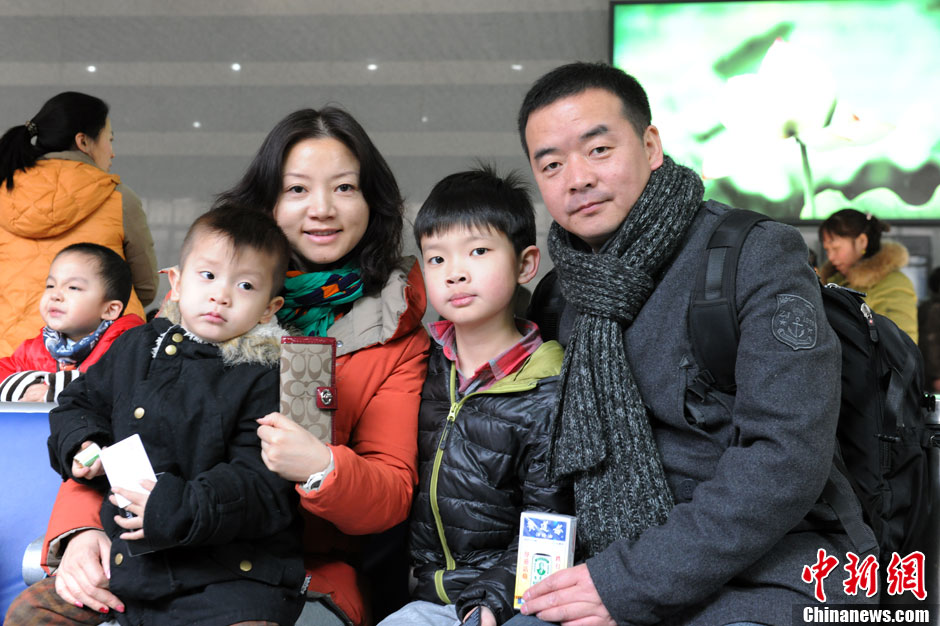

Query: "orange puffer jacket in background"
<box><xmin>0</xmin><ymin>151</ymin><xmax>158</xmax><ymax>357</ymax></box>
<box><xmin>41</xmin><ymin>258</ymin><xmax>430</xmax><ymax>626</ymax></box>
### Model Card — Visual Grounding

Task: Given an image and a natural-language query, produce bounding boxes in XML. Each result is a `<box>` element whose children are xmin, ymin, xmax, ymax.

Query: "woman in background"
<box><xmin>819</xmin><ymin>208</ymin><xmax>918</xmax><ymax>342</ymax></box>
<box><xmin>0</xmin><ymin>91</ymin><xmax>157</xmax><ymax>356</ymax></box>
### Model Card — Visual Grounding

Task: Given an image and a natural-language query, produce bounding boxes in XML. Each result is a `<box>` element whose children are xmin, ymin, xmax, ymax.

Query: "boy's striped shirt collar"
<box><xmin>428</xmin><ymin>318</ymin><xmax>543</xmax><ymax>395</ymax></box>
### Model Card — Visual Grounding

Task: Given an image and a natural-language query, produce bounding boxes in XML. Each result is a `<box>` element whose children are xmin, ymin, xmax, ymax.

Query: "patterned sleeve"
<box><xmin>0</xmin><ymin>370</ymin><xmax>81</xmax><ymax>401</ymax></box>
<box><xmin>45</xmin><ymin>370</ymin><xmax>82</xmax><ymax>401</ymax></box>
<box><xmin>0</xmin><ymin>371</ymin><xmax>47</xmax><ymax>401</ymax></box>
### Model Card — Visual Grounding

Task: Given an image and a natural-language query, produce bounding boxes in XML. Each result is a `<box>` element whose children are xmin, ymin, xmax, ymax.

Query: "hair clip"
<box><xmin>24</xmin><ymin>120</ymin><xmax>38</xmax><ymax>137</ymax></box>
<box><xmin>865</xmin><ymin>212</ymin><xmax>873</xmax><ymax>220</ymax></box>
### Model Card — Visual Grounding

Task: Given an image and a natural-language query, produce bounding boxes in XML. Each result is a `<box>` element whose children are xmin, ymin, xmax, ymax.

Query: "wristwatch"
<box><xmin>301</xmin><ymin>449</ymin><xmax>334</xmax><ymax>492</ymax></box>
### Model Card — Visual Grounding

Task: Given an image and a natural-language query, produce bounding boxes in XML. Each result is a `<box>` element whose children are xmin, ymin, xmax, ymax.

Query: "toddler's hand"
<box><xmin>72</xmin><ymin>441</ymin><xmax>104</xmax><ymax>479</ymax></box>
<box><xmin>110</xmin><ymin>479</ymin><xmax>155</xmax><ymax>541</ymax></box>
<box><xmin>19</xmin><ymin>382</ymin><xmax>49</xmax><ymax>402</ymax></box>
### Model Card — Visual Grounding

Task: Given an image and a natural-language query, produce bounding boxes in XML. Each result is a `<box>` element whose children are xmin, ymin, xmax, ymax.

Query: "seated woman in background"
<box><xmin>16</xmin><ymin>106</ymin><xmax>430</xmax><ymax>626</ymax></box>
<box><xmin>819</xmin><ymin>208</ymin><xmax>918</xmax><ymax>343</ymax></box>
<box><xmin>0</xmin><ymin>91</ymin><xmax>158</xmax><ymax>357</ymax></box>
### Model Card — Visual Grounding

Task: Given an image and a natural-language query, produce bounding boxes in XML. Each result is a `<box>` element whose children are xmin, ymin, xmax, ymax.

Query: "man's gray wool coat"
<box><xmin>546</xmin><ymin>201</ymin><xmax>877</xmax><ymax>625</ymax></box>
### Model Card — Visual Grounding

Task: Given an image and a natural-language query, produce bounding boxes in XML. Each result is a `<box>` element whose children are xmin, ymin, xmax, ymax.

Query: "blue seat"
<box><xmin>0</xmin><ymin>403</ymin><xmax>61</xmax><ymax>621</ymax></box>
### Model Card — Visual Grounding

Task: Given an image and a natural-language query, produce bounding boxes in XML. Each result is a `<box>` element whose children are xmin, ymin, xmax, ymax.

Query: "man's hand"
<box><xmin>519</xmin><ymin>563</ymin><xmax>615</xmax><ymax>626</ymax></box>
<box><xmin>257</xmin><ymin>412</ymin><xmax>332</xmax><ymax>483</ymax></box>
<box><xmin>53</xmin><ymin>529</ymin><xmax>124</xmax><ymax>614</ymax></box>
<box><xmin>19</xmin><ymin>382</ymin><xmax>49</xmax><ymax>402</ymax></box>
<box><xmin>109</xmin><ymin>480</ymin><xmax>155</xmax><ymax>541</ymax></box>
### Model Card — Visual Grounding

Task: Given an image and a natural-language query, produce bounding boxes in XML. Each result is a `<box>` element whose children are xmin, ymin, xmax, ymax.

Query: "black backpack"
<box><xmin>689</xmin><ymin>209</ymin><xmax>934</xmax><ymax>559</ymax></box>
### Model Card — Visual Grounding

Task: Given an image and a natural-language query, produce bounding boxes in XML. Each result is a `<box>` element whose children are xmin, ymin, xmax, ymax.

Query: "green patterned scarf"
<box><xmin>276</xmin><ymin>264</ymin><xmax>364</xmax><ymax>337</ymax></box>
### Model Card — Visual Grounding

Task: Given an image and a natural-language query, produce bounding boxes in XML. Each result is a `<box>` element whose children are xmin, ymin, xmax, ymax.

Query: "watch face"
<box><xmin>303</xmin><ymin>470</ymin><xmax>326</xmax><ymax>491</ymax></box>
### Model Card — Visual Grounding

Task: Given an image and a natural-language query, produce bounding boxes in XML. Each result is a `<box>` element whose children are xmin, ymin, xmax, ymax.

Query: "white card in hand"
<box><xmin>98</xmin><ymin>434</ymin><xmax>157</xmax><ymax>508</ymax></box>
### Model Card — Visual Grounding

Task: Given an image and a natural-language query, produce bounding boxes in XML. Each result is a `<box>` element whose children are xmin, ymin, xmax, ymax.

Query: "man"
<box><xmin>507</xmin><ymin>62</ymin><xmax>876</xmax><ymax>626</ymax></box>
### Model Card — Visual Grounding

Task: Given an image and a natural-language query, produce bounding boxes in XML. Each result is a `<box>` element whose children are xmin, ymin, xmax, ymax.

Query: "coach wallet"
<box><xmin>279</xmin><ymin>337</ymin><xmax>337</xmax><ymax>445</ymax></box>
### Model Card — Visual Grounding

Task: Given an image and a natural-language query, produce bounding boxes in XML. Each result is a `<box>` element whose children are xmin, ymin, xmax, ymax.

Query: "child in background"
<box><xmin>31</xmin><ymin>206</ymin><xmax>304</xmax><ymax>626</ymax></box>
<box><xmin>379</xmin><ymin>167</ymin><xmax>572</xmax><ymax>626</ymax></box>
<box><xmin>0</xmin><ymin>242</ymin><xmax>144</xmax><ymax>402</ymax></box>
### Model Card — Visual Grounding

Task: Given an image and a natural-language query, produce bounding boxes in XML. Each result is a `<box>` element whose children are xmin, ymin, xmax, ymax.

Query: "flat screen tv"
<box><xmin>610</xmin><ymin>0</ymin><xmax>940</xmax><ymax>222</ymax></box>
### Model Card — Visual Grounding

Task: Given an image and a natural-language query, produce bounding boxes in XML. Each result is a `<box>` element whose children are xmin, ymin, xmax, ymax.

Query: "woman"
<box><xmin>7</xmin><ymin>108</ymin><xmax>429</xmax><ymax>626</ymax></box>
<box><xmin>819</xmin><ymin>208</ymin><xmax>918</xmax><ymax>343</ymax></box>
<box><xmin>225</xmin><ymin>107</ymin><xmax>430</xmax><ymax>625</ymax></box>
<box><xmin>0</xmin><ymin>91</ymin><xmax>158</xmax><ymax>356</ymax></box>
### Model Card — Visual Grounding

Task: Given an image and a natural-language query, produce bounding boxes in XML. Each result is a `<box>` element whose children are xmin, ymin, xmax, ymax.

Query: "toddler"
<box><xmin>0</xmin><ymin>243</ymin><xmax>143</xmax><ymax>402</ymax></box>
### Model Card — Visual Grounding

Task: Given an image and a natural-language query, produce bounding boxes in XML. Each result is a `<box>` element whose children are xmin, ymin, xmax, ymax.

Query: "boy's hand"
<box><xmin>464</xmin><ymin>606</ymin><xmax>496</xmax><ymax>626</ymax></box>
<box><xmin>72</xmin><ymin>441</ymin><xmax>104</xmax><ymax>479</ymax></box>
<box><xmin>109</xmin><ymin>479</ymin><xmax>155</xmax><ymax>541</ymax></box>
<box><xmin>19</xmin><ymin>382</ymin><xmax>49</xmax><ymax>402</ymax></box>
<box><xmin>257</xmin><ymin>412</ymin><xmax>332</xmax><ymax>483</ymax></box>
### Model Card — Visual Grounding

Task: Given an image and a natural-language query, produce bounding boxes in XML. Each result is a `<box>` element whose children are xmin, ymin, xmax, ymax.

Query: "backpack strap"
<box><xmin>881</xmin><ymin>322</ymin><xmax>918</xmax><ymax>435</ymax></box>
<box><xmin>688</xmin><ymin>209</ymin><xmax>770</xmax><ymax>393</ymax></box>
<box><xmin>688</xmin><ymin>212</ymin><xmax>880</xmax><ymax>555</ymax></box>
<box><xmin>826</xmin><ymin>452</ymin><xmax>880</xmax><ymax>555</ymax></box>
<box><xmin>527</xmin><ymin>268</ymin><xmax>565</xmax><ymax>343</ymax></box>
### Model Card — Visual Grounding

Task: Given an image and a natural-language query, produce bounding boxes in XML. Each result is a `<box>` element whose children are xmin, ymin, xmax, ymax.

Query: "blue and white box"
<box><xmin>513</xmin><ymin>511</ymin><xmax>577</xmax><ymax>608</ymax></box>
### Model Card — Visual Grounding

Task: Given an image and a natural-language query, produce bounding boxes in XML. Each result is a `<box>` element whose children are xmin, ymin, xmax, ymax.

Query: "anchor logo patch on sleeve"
<box><xmin>772</xmin><ymin>294</ymin><xmax>817</xmax><ymax>350</ymax></box>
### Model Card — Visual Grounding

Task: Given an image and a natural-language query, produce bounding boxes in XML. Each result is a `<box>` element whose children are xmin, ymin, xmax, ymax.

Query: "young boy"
<box><xmin>379</xmin><ymin>167</ymin><xmax>572</xmax><ymax>626</ymax></box>
<box><xmin>0</xmin><ymin>243</ymin><xmax>144</xmax><ymax>402</ymax></box>
<box><xmin>42</xmin><ymin>205</ymin><xmax>305</xmax><ymax>626</ymax></box>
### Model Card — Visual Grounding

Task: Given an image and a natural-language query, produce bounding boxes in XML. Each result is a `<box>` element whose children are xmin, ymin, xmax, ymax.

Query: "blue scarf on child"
<box><xmin>42</xmin><ymin>319</ymin><xmax>113</xmax><ymax>370</ymax></box>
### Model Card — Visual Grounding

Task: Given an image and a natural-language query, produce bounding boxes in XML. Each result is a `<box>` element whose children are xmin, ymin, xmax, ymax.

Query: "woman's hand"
<box><xmin>257</xmin><ymin>412</ymin><xmax>332</xmax><ymax>483</ymax></box>
<box><xmin>53</xmin><ymin>529</ymin><xmax>124</xmax><ymax>614</ymax></box>
<box><xmin>109</xmin><ymin>480</ymin><xmax>155</xmax><ymax>541</ymax></box>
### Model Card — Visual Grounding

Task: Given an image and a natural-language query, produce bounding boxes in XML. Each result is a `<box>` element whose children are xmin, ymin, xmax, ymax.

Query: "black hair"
<box><xmin>819</xmin><ymin>208</ymin><xmax>890</xmax><ymax>259</ymax></box>
<box><xmin>414</xmin><ymin>164</ymin><xmax>536</xmax><ymax>255</ymax></box>
<box><xmin>54</xmin><ymin>243</ymin><xmax>131</xmax><ymax>314</ymax></box>
<box><xmin>517</xmin><ymin>62</ymin><xmax>652</xmax><ymax>156</ymax></box>
<box><xmin>0</xmin><ymin>92</ymin><xmax>109</xmax><ymax>191</ymax></box>
<box><xmin>929</xmin><ymin>266</ymin><xmax>940</xmax><ymax>295</ymax></box>
<box><xmin>181</xmin><ymin>203</ymin><xmax>291</xmax><ymax>296</ymax></box>
<box><xmin>213</xmin><ymin>107</ymin><xmax>403</xmax><ymax>296</ymax></box>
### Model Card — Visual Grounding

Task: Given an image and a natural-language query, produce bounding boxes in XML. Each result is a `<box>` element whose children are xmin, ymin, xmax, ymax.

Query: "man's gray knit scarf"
<box><xmin>547</xmin><ymin>156</ymin><xmax>703</xmax><ymax>557</ymax></box>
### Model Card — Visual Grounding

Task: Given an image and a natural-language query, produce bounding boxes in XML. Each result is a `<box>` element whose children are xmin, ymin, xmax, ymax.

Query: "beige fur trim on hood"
<box><xmin>159</xmin><ymin>300</ymin><xmax>287</xmax><ymax>367</ymax></box>
<box><xmin>819</xmin><ymin>241</ymin><xmax>909</xmax><ymax>288</ymax></box>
